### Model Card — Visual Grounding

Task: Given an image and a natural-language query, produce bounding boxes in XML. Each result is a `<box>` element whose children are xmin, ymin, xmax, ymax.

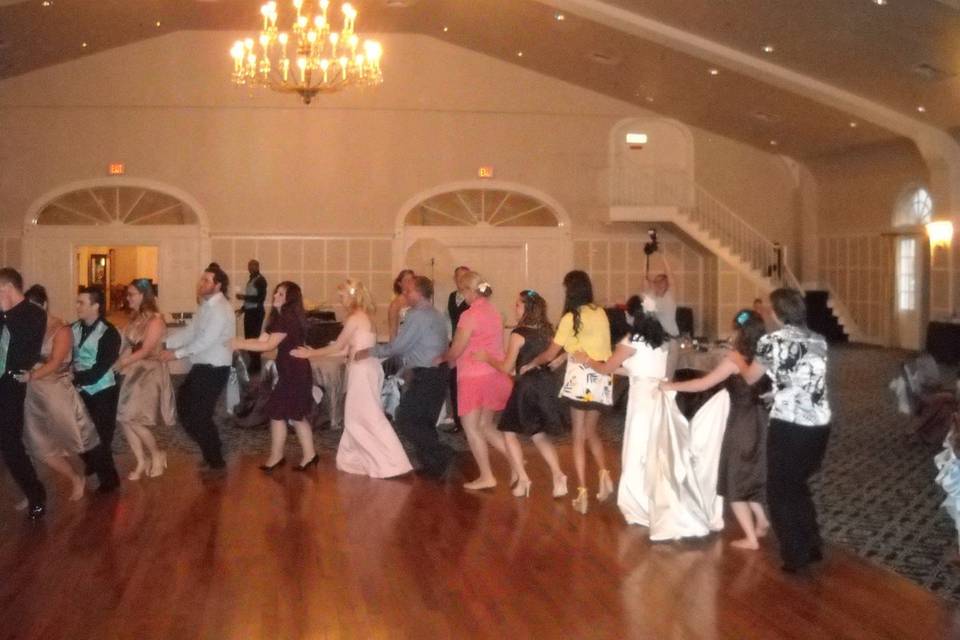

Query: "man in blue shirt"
<box><xmin>357</xmin><ymin>276</ymin><xmax>455</xmax><ymax>478</ymax></box>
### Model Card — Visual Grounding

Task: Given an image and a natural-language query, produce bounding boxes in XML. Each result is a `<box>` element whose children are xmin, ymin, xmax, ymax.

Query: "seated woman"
<box><xmin>293</xmin><ymin>280</ymin><xmax>412</xmax><ymax>478</ymax></box>
<box><xmin>662</xmin><ymin>309</ymin><xmax>770</xmax><ymax>549</ymax></box>
<box><xmin>577</xmin><ymin>310</ymin><xmax>728</xmax><ymax>541</ymax></box>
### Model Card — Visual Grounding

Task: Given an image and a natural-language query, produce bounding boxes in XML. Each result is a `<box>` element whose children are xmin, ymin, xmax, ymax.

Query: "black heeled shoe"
<box><xmin>28</xmin><ymin>502</ymin><xmax>45</xmax><ymax>520</ymax></box>
<box><xmin>293</xmin><ymin>454</ymin><xmax>319</xmax><ymax>472</ymax></box>
<box><xmin>259</xmin><ymin>458</ymin><xmax>286</xmax><ymax>473</ymax></box>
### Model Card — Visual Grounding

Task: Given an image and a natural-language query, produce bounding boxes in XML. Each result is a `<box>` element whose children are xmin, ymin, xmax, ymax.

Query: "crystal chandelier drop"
<box><xmin>231</xmin><ymin>1</ymin><xmax>383</xmax><ymax>104</ymax></box>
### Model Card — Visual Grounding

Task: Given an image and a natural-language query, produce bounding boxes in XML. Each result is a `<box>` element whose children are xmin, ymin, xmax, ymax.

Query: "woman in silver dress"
<box><xmin>115</xmin><ymin>279</ymin><xmax>176</xmax><ymax>480</ymax></box>
<box><xmin>20</xmin><ymin>285</ymin><xmax>99</xmax><ymax>501</ymax></box>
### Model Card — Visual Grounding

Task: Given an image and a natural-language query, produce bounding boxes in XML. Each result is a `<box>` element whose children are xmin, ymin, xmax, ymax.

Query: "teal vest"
<box><xmin>72</xmin><ymin>321</ymin><xmax>116</xmax><ymax>395</ymax></box>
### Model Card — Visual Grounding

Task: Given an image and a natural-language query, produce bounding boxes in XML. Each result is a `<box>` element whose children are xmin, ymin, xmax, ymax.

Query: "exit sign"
<box><xmin>478</xmin><ymin>165</ymin><xmax>494</xmax><ymax>179</ymax></box>
<box><xmin>108</xmin><ymin>163</ymin><xmax>125</xmax><ymax>175</ymax></box>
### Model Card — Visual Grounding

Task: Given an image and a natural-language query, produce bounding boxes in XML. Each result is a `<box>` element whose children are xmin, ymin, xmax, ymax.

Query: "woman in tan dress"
<box><xmin>115</xmin><ymin>279</ymin><xmax>176</xmax><ymax>480</ymax></box>
<box><xmin>20</xmin><ymin>285</ymin><xmax>99</xmax><ymax>501</ymax></box>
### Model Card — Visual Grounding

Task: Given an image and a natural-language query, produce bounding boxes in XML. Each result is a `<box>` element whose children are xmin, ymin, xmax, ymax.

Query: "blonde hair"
<box><xmin>458</xmin><ymin>270</ymin><xmax>493</xmax><ymax>298</ymax></box>
<box><xmin>338</xmin><ymin>279</ymin><xmax>376</xmax><ymax>315</ymax></box>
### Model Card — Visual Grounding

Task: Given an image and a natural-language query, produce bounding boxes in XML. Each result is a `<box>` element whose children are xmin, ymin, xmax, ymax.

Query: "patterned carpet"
<box><xmin>143</xmin><ymin>345</ymin><xmax>960</xmax><ymax>603</ymax></box>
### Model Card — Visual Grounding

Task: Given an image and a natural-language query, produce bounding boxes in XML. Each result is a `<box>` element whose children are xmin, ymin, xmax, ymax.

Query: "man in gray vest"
<box><xmin>72</xmin><ymin>286</ymin><xmax>121</xmax><ymax>493</ymax></box>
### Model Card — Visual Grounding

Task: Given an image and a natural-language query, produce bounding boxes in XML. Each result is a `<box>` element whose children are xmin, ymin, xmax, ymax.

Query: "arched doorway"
<box><xmin>23</xmin><ymin>178</ymin><xmax>211</xmax><ymax>319</ymax></box>
<box><xmin>395</xmin><ymin>181</ymin><xmax>571</xmax><ymax>321</ymax></box>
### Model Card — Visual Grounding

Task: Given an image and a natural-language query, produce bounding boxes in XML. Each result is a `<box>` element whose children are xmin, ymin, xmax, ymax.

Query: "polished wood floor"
<box><xmin>1</xmin><ymin>442</ymin><xmax>958</xmax><ymax>640</ymax></box>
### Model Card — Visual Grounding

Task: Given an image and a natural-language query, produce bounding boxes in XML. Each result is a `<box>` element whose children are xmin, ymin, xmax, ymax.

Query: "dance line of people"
<box><xmin>0</xmin><ymin>260</ymin><xmax>832</xmax><ymax>573</ymax></box>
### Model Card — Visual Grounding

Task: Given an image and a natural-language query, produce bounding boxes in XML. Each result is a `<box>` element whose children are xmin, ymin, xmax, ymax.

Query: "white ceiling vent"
<box><xmin>751</xmin><ymin>111</ymin><xmax>781</xmax><ymax>124</ymax></box>
<box><xmin>912</xmin><ymin>62</ymin><xmax>955</xmax><ymax>82</ymax></box>
<box><xmin>588</xmin><ymin>51</ymin><xmax>621</xmax><ymax>66</ymax></box>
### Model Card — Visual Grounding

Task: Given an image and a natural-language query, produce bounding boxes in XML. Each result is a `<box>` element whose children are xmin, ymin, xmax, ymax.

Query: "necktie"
<box><xmin>0</xmin><ymin>325</ymin><xmax>9</xmax><ymax>376</ymax></box>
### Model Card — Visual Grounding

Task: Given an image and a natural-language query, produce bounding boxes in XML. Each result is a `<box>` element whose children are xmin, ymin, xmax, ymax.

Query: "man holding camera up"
<box><xmin>642</xmin><ymin>229</ymin><xmax>680</xmax><ymax>377</ymax></box>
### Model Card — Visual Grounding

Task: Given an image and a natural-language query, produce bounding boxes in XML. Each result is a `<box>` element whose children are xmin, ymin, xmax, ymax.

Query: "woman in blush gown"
<box><xmin>115</xmin><ymin>278</ymin><xmax>176</xmax><ymax>480</ymax></box>
<box><xmin>577</xmin><ymin>311</ymin><xmax>729</xmax><ymax>541</ymax></box>
<box><xmin>293</xmin><ymin>279</ymin><xmax>412</xmax><ymax>478</ymax></box>
<box><xmin>20</xmin><ymin>285</ymin><xmax>98</xmax><ymax>502</ymax></box>
<box><xmin>663</xmin><ymin>309</ymin><xmax>771</xmax><ymax>549</ymax></box>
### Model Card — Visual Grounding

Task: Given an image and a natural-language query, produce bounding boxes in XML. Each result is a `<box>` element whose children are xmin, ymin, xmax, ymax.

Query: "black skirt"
<box><xmin>497</xmin><ymin>367</ymin><xmax>568</xmax><ymax>436</ymax></box>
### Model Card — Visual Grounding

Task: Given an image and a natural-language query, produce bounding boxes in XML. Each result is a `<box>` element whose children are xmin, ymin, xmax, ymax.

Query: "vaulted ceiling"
<box><xmin>2</xmin><ymin>0</ymin><xmax>959</xmax><ymax>159</ymax></box>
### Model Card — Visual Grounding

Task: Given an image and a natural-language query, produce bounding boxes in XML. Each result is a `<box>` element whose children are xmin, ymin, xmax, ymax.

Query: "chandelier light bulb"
<box><xmin>230</xmin><ymin>0</ymin><xmax>384</xmax><ymax>104</ymax></box>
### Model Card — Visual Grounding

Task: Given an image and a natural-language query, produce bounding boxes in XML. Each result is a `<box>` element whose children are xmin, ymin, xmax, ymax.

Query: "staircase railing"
<box><xmin>689</xmin><ymin>185</ymin><xmax>801</xmax><ymax>290</ymax></box>
<box><xmin>608</xmin><ymin>166</ymin><xmax>694</xmax><ymax>208</ymax></box>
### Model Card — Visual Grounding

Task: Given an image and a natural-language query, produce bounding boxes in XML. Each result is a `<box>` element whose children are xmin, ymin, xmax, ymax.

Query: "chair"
<box><xmin>898</xmin><ymin>353</ymin><xmax>958</xmax><ymax>444</ymax></box>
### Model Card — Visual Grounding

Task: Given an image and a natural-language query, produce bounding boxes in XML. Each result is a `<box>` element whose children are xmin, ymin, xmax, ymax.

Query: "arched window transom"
<box><xmin>894</xmin><ymin>187</ymin><xmax>933</xmax><ymax>228</ymax></box>
<box><xmin>404</xmin><ymin>189</ymin><xmax>560</xmax><ymax>227</ymax></box>
<box><xmin>34</xmin><ymin>187</ymin><xmax>199</xmax><ymax>226</ymax></box>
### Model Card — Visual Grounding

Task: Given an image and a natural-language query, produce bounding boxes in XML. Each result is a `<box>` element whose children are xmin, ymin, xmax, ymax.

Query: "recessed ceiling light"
<box><xmin>769</xmin><ymin>139</ymin><xmax>778</xmax><ymax>146</ymax></box>
<box><xmin>917</xmin><ymin>105</ymin><xmax>926</xmax><ymax>113</ymax></box>
<box><xmin>645</xmin><ymin>96</ymin><xmax>654</xmax><ymax>103</ymax></box>
<box><xmin>762</xmin><ymin>44</ymin><xmax>775</xmax><ymax>53</ymax></box>
<box><xmin>849</xmin><ymin>121</ymin><xmax>858</xmax><ymax>128</ymax></box>
<box><xmin>442</xmin><ymin>26</ymin><xmax>449</xmax><ymax>33</ymax></box>
<box><xmin>41</xmin><ymin>0</ymin><xmax>52</xmax><ymax>6</ymax></box>
<box><xmin>708</xmin><ymin>68</ymin><xmax>719</xmax><ymax>76</ymax></box>
<box><xmin>81</xmin><ymin>41</ymin><xmax>88</xmax><ymax>48</ymax></box>
<box><xmin>873</xmin><ymin>0</ymin><xmax>887</xmax><ymax>5</ymax></box>
<box><xmin>554</xmin><ymin>11</ymin><xmax>565</xmax><ymax>21</ymax></box>
<box><xmin>155</xmin><ymin>21</ymin><xmax>161</xmax><ymax>27</ymax></box>
<box><xmin>517</xmin><ymin>51</ymin><xmax>524</xmax><ymax>57</ymax></box>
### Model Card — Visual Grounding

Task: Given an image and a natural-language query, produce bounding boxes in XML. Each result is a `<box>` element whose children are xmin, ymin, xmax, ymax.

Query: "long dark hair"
<box><xmin>626</xmin><ymin>295</ymin><xmax>666</xmax><ymax>349</ymax></box>
<box><xmin>562</xmin><ymin>270</ymin><xmax>595</xmax><ymax>337</ymax></box>
<box><xmin>270</xmin><ymin>281</ymin><xmax>307</xmax><ymax>335</ymax></box>
<box><xmin>517</xmin><ymin>290</ymin><xmax>553</xmax><ymax>337</ymax></box>
<box><xmin>392</xmin><ymin>269</ymin><xmax>415</xmax><ymax>296</ymax></box>
<box><xmin>732</xmin><ymin>308</ymin><xmax>766</xmax><ymax>364</ymax></box>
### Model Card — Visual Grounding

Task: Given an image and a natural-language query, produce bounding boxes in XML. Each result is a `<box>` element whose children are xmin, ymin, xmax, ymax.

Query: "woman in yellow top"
<box><xmin>522</xmin><ymin>270</ymin><xmax>613</xmax><ymax>514</ymax></box>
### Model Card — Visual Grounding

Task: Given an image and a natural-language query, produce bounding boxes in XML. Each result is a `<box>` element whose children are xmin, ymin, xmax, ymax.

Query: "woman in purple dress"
<box><xmin>232</xmin><ymin>281</ymin><xmax>317</xmax><ymax>471</ymax></box>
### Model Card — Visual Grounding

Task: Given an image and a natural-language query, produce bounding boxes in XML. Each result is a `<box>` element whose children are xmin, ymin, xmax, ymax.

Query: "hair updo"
<box><xmin>458</xmin><ymin>271</ymin><xmax>493</xmax><ymax>298</ymax></box>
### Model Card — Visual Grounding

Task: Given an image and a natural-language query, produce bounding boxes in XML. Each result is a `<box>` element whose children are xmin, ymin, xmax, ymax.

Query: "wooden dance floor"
<box><xmin>1</xmin><ymin>443</ymin><xmax>958</xmax><ymax>640</ymax></box>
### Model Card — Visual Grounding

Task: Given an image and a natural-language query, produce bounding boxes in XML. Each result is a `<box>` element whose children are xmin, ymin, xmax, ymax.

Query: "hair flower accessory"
<box><xmin>478</xmin><ymin>281</ymin><xmax>491</xmax><ymax>293</ymax></box>
<box><xmin>735</xmin><ymin>310</ymin><xmax>752</xmax><ymax>326</ymax></box>
<box><xmin>348</xmin><ymin>286</ymin><xmax>356</xmax><ymax>296</ymax></box>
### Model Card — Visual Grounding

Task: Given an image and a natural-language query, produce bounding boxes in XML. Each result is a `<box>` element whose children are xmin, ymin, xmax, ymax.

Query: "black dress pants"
<box><xmin>448</xmin><ymin>366</ymin><xmax>462</xmax><ymax>428</ymax></box>
<box><xmin>79</xmin><ymin>386</ymin><xmax>121</xmax><ymax>488</ymax></box>
<box><xmin>177</xmin><ymin>364</ymin><xmax>230</xmax><ymax>467</ymax></box>
<box><xmin>396</xmin><ymin>365</ymin><xmax>454</xmax><ymax>476</ymax></box>
<box><xmin>766</xmin><ymin>418</ymin><xmax>831</xmax><ymax>569</ymax></box>
<box><xmin>0</xmin><ymin>377</ymin><xmax>45</xmax><ymax>506</ymax></box>
<box><xmin>243</xmin><ymin>308</ymin><xmax>265</xmax><ymax>373</ymax></box>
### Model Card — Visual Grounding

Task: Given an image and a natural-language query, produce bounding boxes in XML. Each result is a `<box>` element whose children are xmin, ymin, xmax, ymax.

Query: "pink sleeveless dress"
<box><xmin>455</xmin><ymin>297</ymin><xmax>512</xmax><ymax>416</ymax></box>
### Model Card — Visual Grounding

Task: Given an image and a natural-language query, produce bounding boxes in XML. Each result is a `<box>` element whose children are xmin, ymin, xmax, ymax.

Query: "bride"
<box><xmin>575</xmin><ymin>308</ymin><xmax>729</xmax><ymax>541</ymax></box>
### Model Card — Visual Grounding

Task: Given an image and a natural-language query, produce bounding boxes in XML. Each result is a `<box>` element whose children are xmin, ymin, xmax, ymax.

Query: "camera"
<box><xmin>643</xmin><ymin>228</ymin><xmax>659</xmax><ymax>256</ymax></box>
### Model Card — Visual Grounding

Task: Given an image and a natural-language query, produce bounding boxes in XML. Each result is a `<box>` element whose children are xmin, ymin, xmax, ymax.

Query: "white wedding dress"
<box><xmin>617</xmin><ymin>337</ymin><xmax>730</xmax><ymax>541</ymax></box>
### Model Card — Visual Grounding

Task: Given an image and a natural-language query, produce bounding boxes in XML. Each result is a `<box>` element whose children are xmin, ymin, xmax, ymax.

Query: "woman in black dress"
<box><xmin>232</xmin><ymin>281</ymin><xmax>317</xmax><ymax>471</ymax></box>
<box><xmin>474</xmin><ymin>290</ymin><xmax>568</xmax><ymax>498</ymax></box>
<box><xmin>661</xmin><ymin>309</ymin><xmax>771</xmax><ymax>549</ymax></box>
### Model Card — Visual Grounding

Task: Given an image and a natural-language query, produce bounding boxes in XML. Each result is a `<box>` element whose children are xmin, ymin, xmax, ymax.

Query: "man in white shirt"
<box><xmin>161</xmin><ymin>267</ymin><xmax>236</xmax><ymax>470</ymax></box>
<box><xmin>643</xmin><ymin>251</ymin><xmax>680</xmax><ymax>376</ymax></box>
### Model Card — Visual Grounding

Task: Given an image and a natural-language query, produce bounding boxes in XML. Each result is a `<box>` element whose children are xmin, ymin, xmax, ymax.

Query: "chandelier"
<box><xmin>231</xmin><ymin>1</ymin><xmax>383</xmax><ymax>104</ymax></box>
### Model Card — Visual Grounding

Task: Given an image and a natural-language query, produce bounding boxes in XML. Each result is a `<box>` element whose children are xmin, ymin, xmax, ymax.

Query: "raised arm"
<box><xmin>292</xmin><ymin>313</ymin><xmax>359</xmax><ymax>360</ymax></box>
<box><xmin>661</xmin><ymin>357</ymin><xmax>738</xmax><ymax>393</ymax></box>
<box><xmin>28</xmin><ymin>326</ymin><xmax>70</xmax><ymax>382</ymax></box>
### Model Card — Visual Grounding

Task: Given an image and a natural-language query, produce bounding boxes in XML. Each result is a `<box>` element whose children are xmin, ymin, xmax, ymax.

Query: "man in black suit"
<box><xmin>236</xmin><ymin>259</ymin><xmax>267</xmax><ymax>373</ymax></box>
<box><xmin>441</xmin><ymin>265</ymin><xmax>471</xmax><ymax>434</ymax></box>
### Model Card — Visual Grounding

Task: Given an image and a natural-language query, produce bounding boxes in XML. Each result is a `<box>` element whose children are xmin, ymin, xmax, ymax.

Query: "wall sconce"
<box><xmin>926</xmin><ymin>220</ymin><xmax>954</xmax><ymax>249</ymax></box>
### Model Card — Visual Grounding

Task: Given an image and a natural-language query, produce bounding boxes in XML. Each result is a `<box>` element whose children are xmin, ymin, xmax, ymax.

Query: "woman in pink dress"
<box><xmin>293</xmin><ymin>279</ymin><xmax>412</xmax><ymax>478</ymax></box>
<box><xmin>439</xmin><ymin>271</ymin><xmax>512</xmax><ymax>490</ymax></box>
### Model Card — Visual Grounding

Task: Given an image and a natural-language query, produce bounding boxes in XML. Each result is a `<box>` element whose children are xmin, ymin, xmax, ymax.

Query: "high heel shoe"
<box><xmin>596</xmin><ymin>469</ymin><xmax>614</xmax><ymax>501</ymax></box>
<box><xmin>293</xmin><ymin>454</ymin><xmax>319</xmax><ymax>471</ymax></box>
<box><xmin>552</xmin><ymin>475</ymin><xmax>568</xmax><ymax>498</ymax></box>
<box><xmin>259</xmin><ymin>458</ymin><xmax>286</xmax><ymax>473</ymax></box>
<box><xmin>128</xmin><ymin>462</ymin><xmax>148</xmax><ymax>481</ymax></box>
<box><xmin>148</xmin><ymin>451</ymin><xmax>168</xmax><ymax>478</ymax></box>
<box><xmin>572</xmin><ymin>487</ymin><xmax>589</xmax><ymax>514</ymax></box>
<box><xmin>512</xmin><ymin>479</ymin><xmax>532</xmax><ymax>498</ymax></box>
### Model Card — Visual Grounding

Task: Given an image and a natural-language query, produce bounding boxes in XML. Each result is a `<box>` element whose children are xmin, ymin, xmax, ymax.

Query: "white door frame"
<box><xmin>21</xmin><ymin>178</ymin><xmax>211</xmax><ymax>319</ymax></box>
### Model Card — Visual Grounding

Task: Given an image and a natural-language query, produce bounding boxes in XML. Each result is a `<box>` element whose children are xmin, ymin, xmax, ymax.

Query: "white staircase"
<box><xmin>608</xmin><ymin>166</ymin><xmax>863</xmax><ymax>341</ymax></box>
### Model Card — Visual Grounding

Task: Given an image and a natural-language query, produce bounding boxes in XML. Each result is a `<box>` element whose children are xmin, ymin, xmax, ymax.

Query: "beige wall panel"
<box><xmin>573</xmin><ymin>241</ymin><xmax>590</xmax><ymax>270</ymax></box>
<box><xmin>303</xmin><ymin>239</ymin><xmax>326</xmax><ymax>271</ymax></box>
<box><xmin>211</xmin><ymin>238</ymin><xmax>233</xmax><ymax>270</ymax></box>
<box><xmin>255</xmin><ymin>239</ymin><xmax>280</xmax><ymax>272</ymax></box>
<box><xmin>349</xmin><ymin>239</ymin><xmax>371</xmax><ymax>273</ymax></box>
<box><xmin>326</xmin><ymin>240</ymin><xmax>348</xmax><ymax>272</ymax></box>
<box><xmin>371</xmin><ymin>239</ymin><xmax>392</xmax><ymax>272</ymax></box>
<box><xmin>279</xmin><ymin>240</ymin><xmax>303</xmax><ymax>272</ymax></box>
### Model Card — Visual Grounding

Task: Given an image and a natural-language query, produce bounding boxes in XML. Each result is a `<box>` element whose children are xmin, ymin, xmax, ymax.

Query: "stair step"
<box><xmin>804</xmin><ymin>290</ymin><xmax>848</xmax><ymax>344</ymax></box>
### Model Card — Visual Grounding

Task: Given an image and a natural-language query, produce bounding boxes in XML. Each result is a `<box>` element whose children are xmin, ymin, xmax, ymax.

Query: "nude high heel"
<box><xmin>512</xmin><ymin>479</ymin><xmax>532</xmax><ymax>498</ymax></box>
<box><xmin>596</xmin><ymin>469</ymin><xmax>614</xmax><ymax>501</ymax></box>
<box><xmin>552</xmin><ymin>475</ymin><xmax>568</xmax><ymax>498</ymax></box>
<box><xmin>128</xmin><ymin>461</ymin><xmax>148</xmax><ymax>481</ymax></box>
<box><xmin>572</xmin><ymin>487</ymin><xmax>589</xmax><ymax>514</ymax></box>
<box><xmin>148</xmin><ymin>451</ymin><xmax>168</xmax><ymax>478</ymax></box>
